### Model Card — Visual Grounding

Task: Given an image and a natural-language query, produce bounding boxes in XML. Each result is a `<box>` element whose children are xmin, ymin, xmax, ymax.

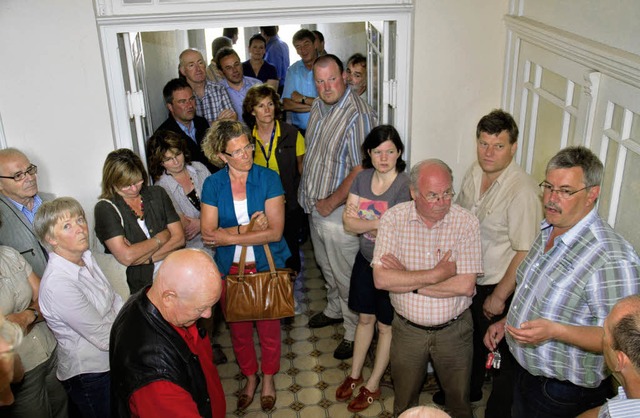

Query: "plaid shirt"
<box><xmin>298</xmin><ymin>88</ymin><xmax>377</xmax><ymax>213</ymax></box>
<box><xmin>195</xmin><ymin>80</ymin><xmax>234</xmax><ymax>124</ymax></box>
<box><xmin>507</xmin><ymin>209</ymin><xmax>640</xmax><ymax>387</ymax></box>
<box><xmin>372</xmin><ymin>202</ymin><xmax>483</xmax><ymax>326</ymax></box>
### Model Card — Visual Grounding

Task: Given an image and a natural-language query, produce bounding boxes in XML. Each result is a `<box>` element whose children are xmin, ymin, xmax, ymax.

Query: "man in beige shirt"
<box><xmin>449</xmin><ymin>109</ymin><xmax>542</xmax><ymax>417</ymax></box>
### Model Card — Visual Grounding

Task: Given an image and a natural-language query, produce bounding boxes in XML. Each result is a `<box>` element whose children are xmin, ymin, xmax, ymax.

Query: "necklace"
<box><xmin>186</xmin><ymin>175</ymin><xmax>201</xmax><ymax>211</ymax></box>
<box><xmin>126</xmin><ymin>195</ymin><xmax>144</xmax><ymax>220</ymax></box>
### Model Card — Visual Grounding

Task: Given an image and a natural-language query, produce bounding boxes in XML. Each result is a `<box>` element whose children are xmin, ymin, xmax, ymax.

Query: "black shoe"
<box><xmin>432</xmin><ymin>390</ymin><xmax>445</xmax><ymax>406</ymax></box>
<box><xmin>333</xmin><ymin>339</ymin><xmax>354</xmax><ymax>360</ymax></box>
<box><xmin>308</xmin><ymin>312</ymin><xmax>343</xmax><ymax>328</ymax></box>
<box><xmin>432</xmin><ymin>390</ymin><xmax>482</xmax><ymax>406</ymax></box>
<box><xmin>212</xmin><ymin>343</ymin><xmax>227</xmax><ymax>365</ymax></box>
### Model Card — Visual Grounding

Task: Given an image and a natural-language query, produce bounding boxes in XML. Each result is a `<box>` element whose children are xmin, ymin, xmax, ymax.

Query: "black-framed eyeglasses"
<box><xmin>539</xmin><ymin>181</ymin><xmax>593</xmax><ymax>199</ymax></box>
<box><xmin>224</xmin><ymin>143</ymin><xmax>255</xmax><ymax>159</ymax></box>
<box><xmin>0</xmin><ymin>164</ymin><xmax>38</xmax><ymax>181</ymax></box>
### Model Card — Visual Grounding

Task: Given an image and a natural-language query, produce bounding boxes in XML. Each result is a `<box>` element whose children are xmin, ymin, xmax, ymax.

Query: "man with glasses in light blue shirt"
<box><xmin>0</xmin><ymin>148</ymin><xmax>51</xmax><ymax>277</ymax></box>
<box><xmin>485</xmin><ymin>146</ymin><xmax>640</xmax><ymax>418</ymax></box>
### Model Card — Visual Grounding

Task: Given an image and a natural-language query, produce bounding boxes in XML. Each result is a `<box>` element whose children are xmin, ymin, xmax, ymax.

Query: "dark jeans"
<box><xmin>513</xmin><ymin>362</ymin><xmax>612</xmax><ymax>418</ymax></box>
<box><xmin>61</xmin><ymin>372</ymin><xmax>111</xmax><ymax>418</ymax></box>
<box><xmin>284</xmin><ymin>206</ymin><xmax>304</xmax><ymax>273</ymax></box>
<box><xmin>470</xmin><ymin>284</ymin><xmax>514</xmax><ymax>418</ymax></box>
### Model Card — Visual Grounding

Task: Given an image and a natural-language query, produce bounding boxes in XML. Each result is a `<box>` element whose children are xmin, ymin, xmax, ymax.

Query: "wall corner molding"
<box><xmin>504</xmin><ymin>15</ymin><xmax>640</xmax><ymax>89</ymax></box>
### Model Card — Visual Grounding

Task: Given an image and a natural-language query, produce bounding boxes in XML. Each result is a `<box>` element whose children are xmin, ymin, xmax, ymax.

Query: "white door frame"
<box><xmin>96</xmin><ymin>3</ymin><xmax>413</xmax><ymax>155</ymax></box>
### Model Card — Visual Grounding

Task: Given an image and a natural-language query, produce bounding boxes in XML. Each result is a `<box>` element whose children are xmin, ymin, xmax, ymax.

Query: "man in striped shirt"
<box><xmin>299</xmin><ymin>54</ymin><xmax>377</xmax><ymax>360</ymax></box>
<box><xmin>485</xmin><ymin>146</ymin><xmax>640</xmax><ymax>418</ymax></box>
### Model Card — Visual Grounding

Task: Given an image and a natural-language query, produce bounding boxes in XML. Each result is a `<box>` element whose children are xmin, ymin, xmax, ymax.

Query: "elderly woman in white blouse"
<box><xmin>35</xmin><ymin>197</ymin><xmax>123</xmax><ymax>418</ymax></box>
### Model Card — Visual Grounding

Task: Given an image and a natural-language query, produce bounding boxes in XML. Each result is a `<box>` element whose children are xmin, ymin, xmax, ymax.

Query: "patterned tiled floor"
<box><xmin>217</xmin><ymin>241</ymin><xmax>488</xmax><ymax>417</ymax></box>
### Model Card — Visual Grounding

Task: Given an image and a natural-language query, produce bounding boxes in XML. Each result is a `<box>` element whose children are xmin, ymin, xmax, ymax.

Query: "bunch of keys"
<box><xmin>485</xmin><ymin>349</ymin><xmax>502</xmax><ymax>370</ymax></box>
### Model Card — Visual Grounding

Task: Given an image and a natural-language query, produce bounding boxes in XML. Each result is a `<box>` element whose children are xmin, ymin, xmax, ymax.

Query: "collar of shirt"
<box><xmin>222</xmin><ymin>164</ymin><xmax>260</xmax><ymax>187</ymax></box>
<box><xmin>162</xmin><ymin>163</ymin><xmax>197</xmax><ymax>195</ymax></box>
<box><xmin>318</xmin><ymin>87</ymin><xmax>352</xmax><ymax>116</ymax></box>
<box><xmin>219</xmin><ymin>78</ymin><xmax>240</xmax><ymax>90</ymax></box>
<box><xmin>540</xmin><ymin>207</ymin><xmax>598</xmax><ymax>247</ymax></box>
<box><xmin>8</xmin><ymin>194</ymin><xmax>43</xmax><ymax>223</ymax></box>
<box><xmin>407</xmin><ymin>200</ymin><xmax>456</xmax><ymax>230</ymax></box>
<box><xmin>176</xmin><ymin>119</ymin><xmax>196</xmax><ymax>141</ymax></box>
<box><xmin>205</xmin><ymin>79</ymin><xmax>221</xmax><ymax>92</ymax></box>
<box><xmin>171</xmin><ymin>321</ymin><xmax>200</xmax><ymax>346</ymax></box>
<box><xmin>48</xmin><ymin>250</ymin><xmax>95</xmax><ymax>277</ymax></box>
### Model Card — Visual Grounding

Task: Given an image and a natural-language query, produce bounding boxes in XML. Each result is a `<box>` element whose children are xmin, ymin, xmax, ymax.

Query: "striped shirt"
<box><xmin>194</xmin><ymin>80</ymin><xmax>234</xmax><ymax>124</ymax></box>
<box><xmin>299</xmin><ymin>88</ymin><xmax>377</xmax><ymax>213</ymax></box>
<box><xmin>507</xmin><ymin>209</ymin><xmax>640</xmax><ymax>387</ymax></box>
<box><xmin>598</xmin><ymin>386</ymin><xmax>640</xmax><ymax>418</ymax></box>
<box><xmin>372</xmin><ymin>202</ymin><xmax>483</xmax><ymax>326</ymax></box>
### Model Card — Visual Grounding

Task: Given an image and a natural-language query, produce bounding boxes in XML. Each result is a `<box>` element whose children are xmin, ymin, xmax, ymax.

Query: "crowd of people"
<box><xmin>1</xmin><ymin>26</ymin><xmax>639</xmax><ymax>418</ymax></box>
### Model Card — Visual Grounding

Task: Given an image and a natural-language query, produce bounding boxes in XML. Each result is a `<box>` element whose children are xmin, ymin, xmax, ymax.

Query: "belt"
<box><xmin>398</xmin><ymin>312</ymin><xmax>461</xmax><ymax>332</ymax></box>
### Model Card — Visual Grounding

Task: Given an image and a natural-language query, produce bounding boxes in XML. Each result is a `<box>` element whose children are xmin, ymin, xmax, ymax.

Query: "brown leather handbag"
<box><xmin>224</xmin><ymin>222</ymin><xmax>295</xmax><ymax>322</ymax></box>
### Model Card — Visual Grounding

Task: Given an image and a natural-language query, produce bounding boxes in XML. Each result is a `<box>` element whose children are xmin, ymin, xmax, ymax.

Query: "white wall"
<box><xmin>0</xmin><ymin>0</ymin><xmax>115</xmax><ymax>228</ymax></box>
<box><xmin>410</xmin><ymin>0</ymin><xmax>510</xmax><ymax>187</ymax></box>
<box><xmin>141</xmin><ymin>31</ymin><xmax>189</xmax><ymax>131</ymax></box>
<box><xmin>315</xmin><ymin>23</ymin><xmax>367</xmax><ymax>64</ymax></box>
<box><xmin>521</xmin><ymin>0</ymin><xmax>640</xmax><ymax>56</ymax></box>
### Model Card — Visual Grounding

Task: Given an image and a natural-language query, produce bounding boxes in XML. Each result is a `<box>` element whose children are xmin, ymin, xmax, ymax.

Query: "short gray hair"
<box><xmin>546</xmin><ymin>146</ymin><xmax>603</xmax><ymax>188</ymax></box>
<box><xmin>34</xmin><ymin>197</ymin><xmax>86</xmax><ymax>252</ymax></box>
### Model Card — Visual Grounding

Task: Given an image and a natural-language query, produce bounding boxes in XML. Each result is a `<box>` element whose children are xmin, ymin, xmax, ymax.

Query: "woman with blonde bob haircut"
<box><xmin>36</xmin><ymin>197</ymin><xmax>123</xmax><ymax>418</ymax></box>
<box><xmin>94</xmin><ymin>149</ymin><xmax>184</xmax><ymax>293</ymax></box>
<box><xmin>200</xmin><ymin>120</ymin><xmax>290</xmax><ymax>412</ymax></box>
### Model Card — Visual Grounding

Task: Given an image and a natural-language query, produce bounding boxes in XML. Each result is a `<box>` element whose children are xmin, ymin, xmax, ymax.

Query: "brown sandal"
<box><xmin>347</xmin><ymin>386</ymin><xmax>381</xmax><ymax>413</ymax></box>
<box><xmin>335</xmin><ymin>375</ymin><xmax>363</xmax><ymax>402</ymax></box>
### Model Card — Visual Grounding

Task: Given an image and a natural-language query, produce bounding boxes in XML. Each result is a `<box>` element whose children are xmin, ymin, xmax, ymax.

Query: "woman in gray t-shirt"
<box><xmin>336</xmin><ymin>125</ymin><xmax>411</xmax><ymax>413</ymax></box>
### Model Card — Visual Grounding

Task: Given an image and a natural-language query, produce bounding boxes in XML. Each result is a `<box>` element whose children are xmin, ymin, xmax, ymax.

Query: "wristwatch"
<box><xmin>26</xmin><ymin>307</ymin><xmax>39</xmax><ymax>322</ymax></box>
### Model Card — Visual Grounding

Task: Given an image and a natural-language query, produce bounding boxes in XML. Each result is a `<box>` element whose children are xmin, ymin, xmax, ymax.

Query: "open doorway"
<box><xmin>138</xmin><ymin>23</ymin><xmax>374</xmax><ymax>135</ymax></box>
<box><xmin>97</xmin><ymin>5</ymin><xmax>413</xmax><ymax>163</ymax></box>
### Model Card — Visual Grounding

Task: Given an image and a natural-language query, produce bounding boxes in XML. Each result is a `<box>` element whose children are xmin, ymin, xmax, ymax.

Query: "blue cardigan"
<box><xmin>201</xmin><ymin>164</ymin><xmax>291</xmax><ymax>275</ymax></box>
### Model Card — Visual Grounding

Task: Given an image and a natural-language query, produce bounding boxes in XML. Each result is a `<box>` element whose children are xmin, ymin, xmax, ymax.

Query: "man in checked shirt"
<box><xmin>373</xmin><ymin>159</ymin><xmax>482</xmax><ymax>418</ymax></box>
<box><xmin>485</xmin><ymin>146</ymin><xmax>640</xmax><ymax>418</ymax></box>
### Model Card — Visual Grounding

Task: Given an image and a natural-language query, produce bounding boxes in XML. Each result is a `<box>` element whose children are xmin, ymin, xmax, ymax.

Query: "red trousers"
<box><xmin>223</xmin><ymin>265</ymin><xmax>282</xmax><ymax>376</ymax></box>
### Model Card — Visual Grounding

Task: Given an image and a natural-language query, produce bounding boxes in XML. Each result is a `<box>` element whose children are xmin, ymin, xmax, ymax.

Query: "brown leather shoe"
<box><xmin>347</xmin><ymin>386</ymin><xmax>381</xmax><ymax>413</ymax></box>
<box><xmin>260</xmin><ymin>394</ymin><xmax>276</xmax><ymax>411</ymax></box>
<box><xmin>335</xmin><ymin>375</ymin><xmax>363</xmax><ymax>401</ymax></box>
<box><xmin>236</xmin><ymin>375</ymin><xmax>260</xmax><ymax>411</ymax></box>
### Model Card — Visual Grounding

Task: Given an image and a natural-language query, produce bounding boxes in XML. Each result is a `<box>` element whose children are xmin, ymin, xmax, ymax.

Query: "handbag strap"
<box><xmin>98</xmin><ymin>198</ymin><xmax>124</xmax><ymax>228</ymax></box>
<box><xmin>95</xmin><ymin>199</ymin><xmax>125</xmax><ymax>256</ymax></box>
<box><xmin>237</xmin><ymin>216</ymin><xmax>278</xmax><ymax>276</ymax></box>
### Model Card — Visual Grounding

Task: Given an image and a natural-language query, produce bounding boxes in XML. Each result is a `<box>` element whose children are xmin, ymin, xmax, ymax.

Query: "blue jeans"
<box><xmin>513</xmin><ymin>362</ymin><xmax>612</xmax><ymax>418</ymax></box>
<box><xmin>61</xmin><ymin>372</ymin><xmax>110</xmax><ymax>418</ymax></box>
